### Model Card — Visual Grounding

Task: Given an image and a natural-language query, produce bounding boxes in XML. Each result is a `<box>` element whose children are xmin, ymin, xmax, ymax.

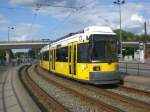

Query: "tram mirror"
<box><xmin>66</xmin><ymin>57</ymin><xmax>68</xmax><ymax>61</ymax></box>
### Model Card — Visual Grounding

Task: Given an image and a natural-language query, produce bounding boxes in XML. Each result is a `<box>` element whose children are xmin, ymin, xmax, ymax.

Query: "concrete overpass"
<box><xmin>122</xmin><ymin>41</ymin><xmax>150</xmax><ymax>47</ymax></box>
<box><xmin>0</xmin><ymin>40</ymin><xmax>149</xmax><ymax>63</ymax></box>
<box><xmin>0</xmin><ymin>41</ymin><xmax>149</xmax><ymax>49</ymax></box>
<box><xmin>0</xmin><ymin>40</ymin><xmax>50</xmax><ymax>49</ymax></box>
<box><xmin>0</xmin><ymin>40</ymin><xmax>50</xmax><ymax>64</ymax></box>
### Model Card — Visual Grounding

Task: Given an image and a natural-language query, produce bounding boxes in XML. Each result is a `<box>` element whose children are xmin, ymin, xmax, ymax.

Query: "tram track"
<box><xmin>83</xmin><ymin>85</ymin><xmax>150</xmax><ymax>110</ymax></box>
<box><xmin>36</xmin><ymin>65</ymin><xmax>150</xmax><ymax>112</ymax></box>
<box><xmin>33</xmin><ymin>65</ymin><xmax>123</xmax><ymax>112</ymax></box>
<box><xmin>19</xmin><ymin>65</ymin><xmax>69</xmax><ymax>112</ymax></box>
<box><xmin>117</xmin><ymin>85</ymin><xmax>150</xmax><ymax>98</ymax></box>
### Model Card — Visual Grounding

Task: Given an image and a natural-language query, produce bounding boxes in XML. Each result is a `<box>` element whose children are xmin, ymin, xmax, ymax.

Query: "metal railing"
<box><xmin>119</xmin><ymin>62</ymin><xmax>150</xmax><ymax>77</ymax></box>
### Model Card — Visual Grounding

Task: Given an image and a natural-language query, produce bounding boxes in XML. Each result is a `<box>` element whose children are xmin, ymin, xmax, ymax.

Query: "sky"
<box><xmin>0</xmin><ymin>0</ymin><xmax>150</xmax><ymax>42</ymax></box>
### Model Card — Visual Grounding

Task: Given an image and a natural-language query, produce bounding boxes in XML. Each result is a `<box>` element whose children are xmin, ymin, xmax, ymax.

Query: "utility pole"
<box><xmin>144</xmin><ymin>22</ymin><xmax>147</xmax><ymax>58</ymax></box>
<box><xmin>144</xmin><ymin>22</ymin><xmax>147</xmax><ymax>40</ymax></box>
<box><xmin>113</xmin><ymin>0</ymin><xmax>125</xmax><ymax>58</ymax></box>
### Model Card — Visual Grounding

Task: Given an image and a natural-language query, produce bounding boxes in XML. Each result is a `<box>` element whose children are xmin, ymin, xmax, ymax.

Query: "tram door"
<box><xmin>68</xmin><ymin>43</ymin><xmax>77</xmax><ymax>76</ymax></box>
<box><xmin>51</xmin><ymin>49</ymin><xmax>56</xmax><ymax>70</ymax></box>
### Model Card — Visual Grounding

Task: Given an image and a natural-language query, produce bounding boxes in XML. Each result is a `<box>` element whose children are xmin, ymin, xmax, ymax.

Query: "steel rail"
<box><xmin>118</xmin><ymin>85</ymin><xmax>150</xmax><ymax>97</ymax></box>
<box><xmin>83</xmin><ymin>85</ymin><xmax>150</xmax><ymax>111</ymax></box>
<box><xmin>19</xmin><ymin>65</ymin><xmax>69</xmax><ymax>112</ymax></box>
<box><xmin>36</xmin><ymin>65</ymin><xmax>150</xmax><ymax>111</ymax></box>
<box><xmin>35</xmin><ymin>66</ymin><xmax>123</xmax><ymax>112</ymax></box>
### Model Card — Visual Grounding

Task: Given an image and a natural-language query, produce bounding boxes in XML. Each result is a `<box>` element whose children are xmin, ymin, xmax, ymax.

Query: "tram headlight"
<box><xmin>93</xmin><ymin>66</ymin><xmax>100</xmax><ymax>71</ymax></box>
<box><xmin>116</xmin><ymin>64</ymin><xmax>119</xmax><ymax>70</ymax></box>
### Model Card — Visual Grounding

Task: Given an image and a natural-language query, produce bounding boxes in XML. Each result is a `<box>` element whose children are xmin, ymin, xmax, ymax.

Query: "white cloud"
<box><xmin>131</xmin><ymin>14</ymin><xmax>143</xmax><ymax>23</ymax></box>
<box><xmin>10</xmin><ymin>0</ymin><xmax>38</xmax><ymax>7</ymax></box>
<box><xmin>11</xmin><ymin>23</ymin><xmax>41</xmax><ymax>41</ymax></box>
<box><xmin>9</xmin><ymin>0</ymin><xmax>150</xmax><ymax>35</ymax></box>
<box><xmin>121</xmin><ymin>3</ymin><xmax>149</xmax><ymax>34</ymax></box>
<box><xmin>0</xmin><ymin>11</ymin><xmax>42</xmax><ymax>41</ymax></box>
<box><xmin>0</xmin><ymin>14</ymin><xmax>8</xmax><ymax>24</ymax></box>
<box><xmin>36</xmin><ymin>2</ymin><xmax>149</xmax><ymax>35</ymax></box>
<box><xmin>0</xmin><ymin>14</ymin><xmax>10</xmax><ymax>37</ymax></box>
<box><xmin>10</xmin><ymin>0</ymin><xmax>89</xmax><ymax>8</ymax></box>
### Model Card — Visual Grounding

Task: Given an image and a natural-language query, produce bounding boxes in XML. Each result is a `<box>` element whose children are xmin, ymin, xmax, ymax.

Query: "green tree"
<box><xmin>114</xmin><ymin>29</ymin><xmax>135</xmax><ymax>41</ymax></box>
<box><xmin>114</xmin><ymin>29</ymin><xmax>150</xmax><ymax>41</ymax></box>
<box><xmin>0</xmin><ymin>50</ymin><xmax>6</xmax><ymax>60</ymax></box>
<box><xmin>28</xmin><ymin>48</ymin><xmax>40</xmax><ymax>59</ymax></box>
<box><xmin>15</xmin><ymin>52</ymin><xmax>26</xmax><ymax>58</ymax></box>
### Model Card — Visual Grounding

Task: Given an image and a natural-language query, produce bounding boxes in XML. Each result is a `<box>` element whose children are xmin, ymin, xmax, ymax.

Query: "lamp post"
<box><xmin>8</xmin><ymin>27</ymin><xmax>14</xmax><ymax>41</ymax></box>
<box><xmin>144</xmin><ymin>21</ymin><xmax>147</xmax><ymax>59</ymax></box>
<box><xmin>113</xmin><ymin>0</ymin><xmax>125</xmax><ymax>58</ymax></box>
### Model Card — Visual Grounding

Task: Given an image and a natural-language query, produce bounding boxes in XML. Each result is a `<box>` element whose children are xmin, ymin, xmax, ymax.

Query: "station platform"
<box><xmin>123</xmin><ymin>75</ymin><xmax>150</xmax><ymax>91</ymax></box>
<box><xmin>0</xmin><ymin>65</ymin><xmax>40</xmax><ymax>112</ymax></box>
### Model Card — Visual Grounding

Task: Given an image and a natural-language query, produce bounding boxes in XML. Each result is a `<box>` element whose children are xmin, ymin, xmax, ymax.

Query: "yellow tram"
<box><xmin>40</xmin><ymin>26</ymin><xmax>121</xmax><ymax>84</ymax></box>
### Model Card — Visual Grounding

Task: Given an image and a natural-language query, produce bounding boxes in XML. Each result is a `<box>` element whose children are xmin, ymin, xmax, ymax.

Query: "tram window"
<box><xmin>43</xmin><ymin>51</ymin><xmax>49</xmax><ymax>61</ymax></box>
<box><xmin>56</xmin><ymin>47</ymin><xmax>68</xmax><ymax>62</ymax></box>
<box><xmin>77</xmin><ymin>43</ymin><xmax>89</xmax><ymax>63</ymax></box>
<box><xmin>91</xmin><ymin>41</ymin><xmax>117</xmax><ymax>60</ymax></box>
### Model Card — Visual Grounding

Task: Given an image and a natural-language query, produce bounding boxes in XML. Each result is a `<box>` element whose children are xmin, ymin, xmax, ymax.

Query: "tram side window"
<box><xmin>77</xmin><ymin>43</ymin><xmax>89</xmax><ymax>63</ymax></box>
<box><xmin>43</xmin><ymin>51</ymin><xmax>49</xmax><ymax>61</ymax></box>
<box><xmin>56</xmin><ymin>47</ymin><xmax>68</xmax><ymax>62</ymax></box>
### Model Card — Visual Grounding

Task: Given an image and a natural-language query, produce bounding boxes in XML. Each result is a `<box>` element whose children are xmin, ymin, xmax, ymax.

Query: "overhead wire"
<box><xmin>28</xmin><ymin>3</ymin><xmax>42</xmax><ymax>40</ymax></box>
<box><xmin>49</xmin><ymin>10</ymin><xmax>79</xmax><ymax>38</ymax></box>
<box><xmin>28</xmin><ymin>13</ymin><xmax>38</xmax><ymax>40</ymax></box>
<box><xmin>48</xmin><ymin>0</ymin><xmax>97</xmax><ymax>38</ymax></box>
<box><xmin>1</xmin><ymin>0</ymin><xmax>116</xmax><ymax>39</ymax></box>
<box><xmin>27</xmin><ymin>1</ymin><xmax>79</xmax><ymax>39</ymax></box>
<box><xmin>0</xmin><ymin>6</ymin><xmax>27</xmax><ymax>10</ymax></box>
<box><xmin>75</xmin><ymin>0</ymin><xmax>112</xmax><ymax>27</ymax></box>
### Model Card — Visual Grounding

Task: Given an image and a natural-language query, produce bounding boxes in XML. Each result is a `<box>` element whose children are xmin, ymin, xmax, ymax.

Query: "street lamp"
<box><xmin>113</xmin><ymin>0</ymin><xmax>125</xmax><ymax>58</ymax></box>
<box><xmin>8</xmin><ymin>27</ymin><xmax>14</xmax><ymax>41</ymax></box>
<box><xmin>144</xmin><ymin>21</ymin><xmax>147</xmax><ymax>59</ymax></box>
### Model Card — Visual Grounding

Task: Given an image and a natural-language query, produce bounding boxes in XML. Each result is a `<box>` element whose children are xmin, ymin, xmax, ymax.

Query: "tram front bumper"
<box><xmin>89</xmin><ymin>72</ymin><xmax>121</xmax><ymax>84</ymax></box>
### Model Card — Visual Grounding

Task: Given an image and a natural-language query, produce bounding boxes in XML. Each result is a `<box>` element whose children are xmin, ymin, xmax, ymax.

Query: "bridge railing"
<box><xmin>119</xmin><ymin>61</ymin><xmax>150</xmax><ymax>77</ymax></box>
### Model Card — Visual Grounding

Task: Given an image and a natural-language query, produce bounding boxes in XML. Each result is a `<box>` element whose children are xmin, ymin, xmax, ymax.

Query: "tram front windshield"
<box><xmin>89</xmin><ymin>34</ymin><xmax>118</xmax><ymax>62</ymax></box>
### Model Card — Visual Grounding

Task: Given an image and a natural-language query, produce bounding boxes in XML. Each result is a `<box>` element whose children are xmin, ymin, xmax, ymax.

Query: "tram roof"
<box><xmin>41</xmin><ymin>26</ymin><xmax>115</xmax><ymax>51</ymax></box>
<box><xmin>84</xmin><ymin>26</ymin><xmax>115</xmax><ymax>34</ymax></box>
<box><xmin>54</xmin><ymin>26</ymin><xmax>115</xmax><ymax>42</ymax></box>
<box><xmin>40</xmin><ymin>44</ymin><xmax>49</xmax><ymax>52</ymax></box>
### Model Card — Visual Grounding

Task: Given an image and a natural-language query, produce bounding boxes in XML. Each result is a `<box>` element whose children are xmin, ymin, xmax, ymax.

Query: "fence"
<box><xmin>119</xmin><ymin>62</ymin><xmax>150</xmax><ymax>77</ymax></box>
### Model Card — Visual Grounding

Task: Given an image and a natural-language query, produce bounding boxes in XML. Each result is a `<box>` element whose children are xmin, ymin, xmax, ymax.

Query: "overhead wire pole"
<box><xmin>144</xmin><ymin>22</ymin><xmax>147</xmax><ymax>41</ymax></box>
<box><xmin>113</xmin><ymin>0</ymin><xmax>125</xmax><ymax>58</ymax></box>
<box><xmin>144</xmin><ymin>21</ymin><xmax>147</xmax><ymax>58</ymax></box>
